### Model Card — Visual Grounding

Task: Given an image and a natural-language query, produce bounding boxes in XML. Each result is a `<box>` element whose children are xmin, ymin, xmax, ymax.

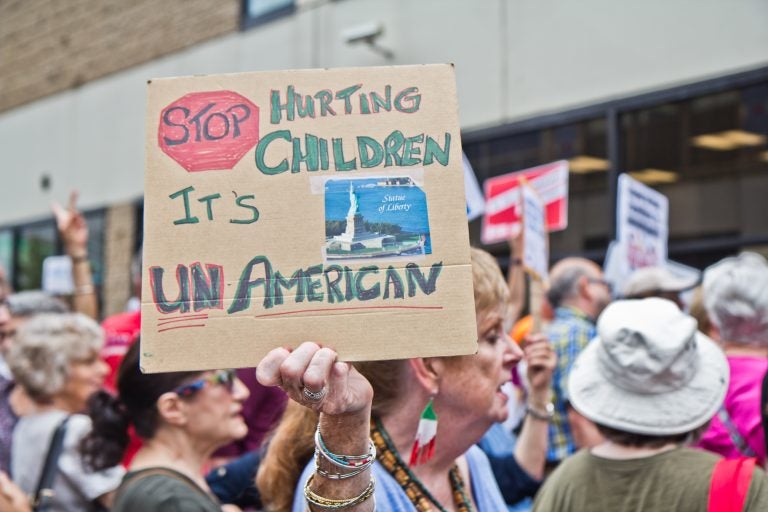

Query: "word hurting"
<box><xmin>149</xmin><ymin>256</ymin><xmax>443</xmax><ymax>314</ymax></box>
<box><xmin>270</xmin><ymin>85</ymin><xmax>421</xmax><ymax>123</ymax></box>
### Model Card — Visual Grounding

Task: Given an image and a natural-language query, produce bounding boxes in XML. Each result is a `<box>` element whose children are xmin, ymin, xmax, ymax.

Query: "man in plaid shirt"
<box><xmin>544</xmin><ymin>258</ymin><xmax>612</xmax><ymax>467</ymax></box>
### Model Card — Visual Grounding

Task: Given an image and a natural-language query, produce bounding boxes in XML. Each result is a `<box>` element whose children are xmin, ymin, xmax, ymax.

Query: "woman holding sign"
<box><xmin>256</xmin><ymin>248</ymin><xmax>552</xmax><ymax>511</ymax></box>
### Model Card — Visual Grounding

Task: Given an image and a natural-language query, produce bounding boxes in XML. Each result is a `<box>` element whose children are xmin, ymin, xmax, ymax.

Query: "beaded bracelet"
<box><xmin>304</xmin><ymin>474</ymin><xmax>375</xmax><ymax>510</ymax></box>
<box><xmin>314</xmin><ymin>427</ymin><xmax>376</xmax><ymax>470</ymax></box>
<box><xmin>315</xmin><ymin>450</ymin><xmax>370</xmax><ymax>480</ymax></box>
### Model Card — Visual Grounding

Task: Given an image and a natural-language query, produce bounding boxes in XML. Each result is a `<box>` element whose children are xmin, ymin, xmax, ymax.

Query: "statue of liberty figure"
<box><xmin>347</xmin><ymin>181</ymin><xmax>359</xmax><ymax>216</ymax></box>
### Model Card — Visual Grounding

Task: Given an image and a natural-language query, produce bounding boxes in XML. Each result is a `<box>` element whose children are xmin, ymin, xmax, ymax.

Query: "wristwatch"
<box><xmin>526</xmin><ymin>402</ymin><xmax>555</xmax><ymax>421</ymax></box>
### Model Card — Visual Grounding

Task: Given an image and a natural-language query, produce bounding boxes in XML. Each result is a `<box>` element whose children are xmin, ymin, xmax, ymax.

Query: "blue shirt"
<box><xmin>292</xmin><ymin>445</ymin><xmax>507</xmax><ymax>511</ymax></box>
<box><xmin>478</xmin><ymin>423</ymin><xmax>540</xmax><ymax>512</ymax></box>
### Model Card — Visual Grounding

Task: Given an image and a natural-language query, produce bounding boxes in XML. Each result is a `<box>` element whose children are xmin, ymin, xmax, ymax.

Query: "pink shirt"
<box><xmin>697</xmin><ymin>355</ymin><xmax>768</xmax><ymax>465</ymax></box>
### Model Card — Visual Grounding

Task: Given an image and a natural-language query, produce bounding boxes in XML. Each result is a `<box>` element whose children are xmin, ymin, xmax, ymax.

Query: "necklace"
<box><xmin>372</xmin><ymin>418</ymin><xmax>475</xmax><ymax>512</ymax></box>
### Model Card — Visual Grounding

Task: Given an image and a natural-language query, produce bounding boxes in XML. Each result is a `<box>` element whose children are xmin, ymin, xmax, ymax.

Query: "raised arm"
<box><xmin>257</xmin><ymin>342</ymin><xmax>375</xmax><ymax>512</ymax></box>
<box><xmin>52</xmin><ymin>191</ymin><xmax>98</xmax><ymax>319</ymax></box>
<box><xmin>514</xmin><ymin>334</ymin><xmax>556</xmax><ymax>480</ymax></box>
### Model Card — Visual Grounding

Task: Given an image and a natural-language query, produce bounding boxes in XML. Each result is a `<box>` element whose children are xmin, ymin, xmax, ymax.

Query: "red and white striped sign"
<box><xmin>481</xmin><ymin>160</ymin><xmax>569</xmax><ymax>245</ymax></box>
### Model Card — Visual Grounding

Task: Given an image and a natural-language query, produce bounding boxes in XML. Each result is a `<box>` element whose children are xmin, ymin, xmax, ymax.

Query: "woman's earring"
<box><xmin>409</xmin><ymin>396</ymin><xmax>438</xmax><ymax>466</ymax></box>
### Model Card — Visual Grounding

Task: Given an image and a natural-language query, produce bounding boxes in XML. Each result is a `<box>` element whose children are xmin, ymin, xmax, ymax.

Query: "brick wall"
<box><xmin>102</xmin><ymin>202</ymin><xmax>137</xmax><ymax>317</ymax></box>
<box><xmin>0</xmin><ymin>0</ymin><xmax>239</xmax><ymax>113</ymax></box>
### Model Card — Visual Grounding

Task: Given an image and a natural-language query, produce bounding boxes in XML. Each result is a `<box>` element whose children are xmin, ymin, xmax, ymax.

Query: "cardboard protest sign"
<box><xmin>481</xmin><ymin>160</ymin><xmax>568</xmax><ymax>245</ymax></box>
<box><xmin>141</xmin><ymin>64</ymin><xmax>477</xmax><ymax>372</ymax></box>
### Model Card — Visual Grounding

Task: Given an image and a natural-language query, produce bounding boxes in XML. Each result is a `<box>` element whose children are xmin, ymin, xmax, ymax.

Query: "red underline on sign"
<box><xmin>253</xmin><ymin>305</ymin><xmax>444</xmax><ymax>318</ymax></box>
<box><xmin>157</xmin><ymin>313</ymin><xmax>209</xmax><ymax>321</ymax></box>
<box><xmin>157</xmin><ymin>316</ymin><xmax>210</xmax><ymax>327</ymax></box>
<box><xmin>158</xmin><ymin>324</ymin><xmax>206</xmax><ymax>333</ymax></box>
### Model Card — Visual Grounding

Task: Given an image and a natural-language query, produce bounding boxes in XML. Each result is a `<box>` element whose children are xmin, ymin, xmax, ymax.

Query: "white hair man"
<box><xmin>544</xmin><ymin>257</ymin><xmax>612</xmax><ymax>468</ymax></box>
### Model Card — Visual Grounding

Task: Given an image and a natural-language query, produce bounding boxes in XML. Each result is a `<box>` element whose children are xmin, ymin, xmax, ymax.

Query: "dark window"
<box><xmin>15</xmin><ymin>221</ymin><xmax>57</xmax><ymax>290</ymax></box>
<box><xmin>0</xmin><ymin>229</ymin><xmax>13</xmax><ymax>287</ymax></box>
<box><xmin>242</xmin><ymin>0</ymin><xmax>294</xmax><ymax>29</ymax></box>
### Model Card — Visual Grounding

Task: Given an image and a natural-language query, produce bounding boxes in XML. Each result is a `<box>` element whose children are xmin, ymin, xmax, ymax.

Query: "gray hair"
<box><xmin>7</xmin><ymin>313</ymin><xmax>103</xmax><ymax>403</ymax></box>
<box><xmin>547</xmin><ymin>265</ymin><xmax>591</xmax><ymax>308</ymax></box>
<box><xmin>8</xmin><ymin>291</ymin><xmax>69</xmax><ymax>318</ymax></box>
<box><xmin>703</xmin><ymin>252</ymin><xmax>768</xmax><ymax>346</ymax></box>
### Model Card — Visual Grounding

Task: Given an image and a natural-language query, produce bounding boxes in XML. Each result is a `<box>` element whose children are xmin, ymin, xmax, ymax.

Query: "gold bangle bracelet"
<box><xmin>304</xmin><ymin>474</ymin><xmax>375</xmax><ymax>510</ymax></box>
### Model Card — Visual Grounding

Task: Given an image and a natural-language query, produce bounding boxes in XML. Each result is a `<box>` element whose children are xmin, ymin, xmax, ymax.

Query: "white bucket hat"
<box><xmin>568</xmin><ymin>298</ymin><xmax>729</xmax><ymax>436</ymax></box>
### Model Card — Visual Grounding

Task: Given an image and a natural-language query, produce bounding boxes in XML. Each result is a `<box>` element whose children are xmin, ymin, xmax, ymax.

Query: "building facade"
<box><xmin>1</xmin><ymin>0</ymin><xmax>767</xmax><ymax>315</ymax></box>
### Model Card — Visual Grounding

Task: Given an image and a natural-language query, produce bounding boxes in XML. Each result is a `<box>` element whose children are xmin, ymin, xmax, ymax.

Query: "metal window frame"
<box><xmin>462</xmin><ymin>63</ymin><xmax>768</xmax><ymax>265</ymax></box>
<box><xmin>0</xmin><ymin>207</ymin><xmax>108</xmax><ymax>292</ymax></box>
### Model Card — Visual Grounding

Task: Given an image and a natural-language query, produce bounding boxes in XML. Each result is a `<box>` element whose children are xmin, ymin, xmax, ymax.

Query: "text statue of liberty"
<box><xmin>324</xmin><ymin>177</ymin><xmax>432</xmax><ymax>261</ymax></box>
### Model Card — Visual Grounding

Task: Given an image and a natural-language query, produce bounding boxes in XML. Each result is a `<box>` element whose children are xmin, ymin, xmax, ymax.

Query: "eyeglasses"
<box><xmin>172</xmin><ymin>369</ymin><xmax>236</xmax><ymax>398</ymax></box>
<box><xmin>587</xmin><ymin>277</ymin><xmax>613</xmax><ymax>294</ymax></box>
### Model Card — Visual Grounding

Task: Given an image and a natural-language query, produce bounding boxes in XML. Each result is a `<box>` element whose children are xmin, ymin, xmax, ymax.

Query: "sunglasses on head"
<box><xmin>172</xmin><ymin>369</ymin><xmax>236</xmax><ymax>398</ymax></box>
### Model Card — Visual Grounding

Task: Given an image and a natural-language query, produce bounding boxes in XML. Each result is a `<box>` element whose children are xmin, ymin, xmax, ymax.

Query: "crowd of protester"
<box><xmin>0</xmin><ymin>195</ymin><xmax>767</xmax><ymax>511</ymax></box>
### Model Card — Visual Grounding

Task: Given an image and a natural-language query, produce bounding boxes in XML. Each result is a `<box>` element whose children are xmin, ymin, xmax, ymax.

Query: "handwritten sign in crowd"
<box><xmin>141</xmin><ymin>65</ymin><xmax>477</xmax><ymax>372</ymax></box>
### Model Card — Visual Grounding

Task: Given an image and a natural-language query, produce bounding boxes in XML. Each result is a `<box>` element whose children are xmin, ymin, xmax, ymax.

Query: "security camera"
<box><xmin>342</xmin><ymin>21</ymin><xmax>384</xmax><ymax>45</ymax></box>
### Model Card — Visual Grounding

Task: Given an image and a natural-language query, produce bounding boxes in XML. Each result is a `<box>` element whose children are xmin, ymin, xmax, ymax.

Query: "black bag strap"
<box><xmin>33</xmin><ymin>415</ymin><xmax>71</xmax><ymax>511</ymax></box>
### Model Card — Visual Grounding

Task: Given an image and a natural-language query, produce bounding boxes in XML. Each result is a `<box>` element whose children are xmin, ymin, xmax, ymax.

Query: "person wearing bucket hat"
<box><xmin>533</xmin><ymin>298</ymin><xmax>768</xmax><ymax>511</ymax></box>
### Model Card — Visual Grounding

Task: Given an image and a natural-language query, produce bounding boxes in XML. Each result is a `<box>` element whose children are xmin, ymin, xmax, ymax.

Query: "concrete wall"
<box><xmin>1</xmin><ymin>0</ymin><xmax>767</xmax><ymax>226</ymax></box>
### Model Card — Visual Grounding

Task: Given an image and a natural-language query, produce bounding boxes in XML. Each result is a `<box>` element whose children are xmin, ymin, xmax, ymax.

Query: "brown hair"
<box><xmin>256</xmin><ymin>248</ymin><xmax>505</xmax><ymax>509</ymax></box>
<box><xmin>81</xmin><ymin>340</ymin><xmax>202</xmax><ymax>470</ymax></box>
<box><xmin>595</xmin><ymin>422</ymin><xmax>709</xmax><ymax>448</ymax></box>
<box><xmin>688</xmin><ymin>285</ymin><xmax>712</xmax><ymax>335</ymax></box>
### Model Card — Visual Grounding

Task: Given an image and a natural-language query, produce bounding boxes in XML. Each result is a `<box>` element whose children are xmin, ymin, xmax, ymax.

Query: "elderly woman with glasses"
<box><xmin>81</xmin><ymin>341</ymin><xmax>249</xmax><ymax>511</ymax></box>
<box><xmin>255</xmin><ymin>248</ymin><xmax>555</xmax><ymax>511</ymax></box>
<box><xmin>7</xmin><ymin>313</ymin><xmax>123</xmax><ymax>512</ymax></box>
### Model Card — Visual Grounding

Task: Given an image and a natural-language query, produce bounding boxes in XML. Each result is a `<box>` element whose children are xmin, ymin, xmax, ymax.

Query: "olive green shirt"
<box><xmin>533</xmin><ymin>447</ymin><xmax>768</xmax><ymax>511</ymax></box>
<box><xmin>111</xmin><ymin>467</ymin><xmax>222</xmax><ymax>512</ymax></box>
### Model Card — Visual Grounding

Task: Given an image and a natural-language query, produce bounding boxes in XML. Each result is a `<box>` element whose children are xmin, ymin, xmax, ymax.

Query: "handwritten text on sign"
<box><xmin>142</xmin><ymin>65</ymin><xmax>477</xmax><ymax>371</ymax></box>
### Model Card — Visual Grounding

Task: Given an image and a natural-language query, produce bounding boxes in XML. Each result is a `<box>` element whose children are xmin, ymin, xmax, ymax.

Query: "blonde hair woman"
<box><xmin>256</xmin><ymin>248</ymin><xmax>546</xmax><ymax>511</ymax></box>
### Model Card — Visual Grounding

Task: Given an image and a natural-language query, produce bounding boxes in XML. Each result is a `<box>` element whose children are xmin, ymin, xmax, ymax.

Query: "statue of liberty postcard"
<box><xmin>324</xmin><ymin>176</ymin><xmax>431</xmax><ymax>261</ymax></box>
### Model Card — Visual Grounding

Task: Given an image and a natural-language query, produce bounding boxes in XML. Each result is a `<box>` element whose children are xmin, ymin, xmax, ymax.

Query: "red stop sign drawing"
<box><xmin>158</xmin><ymin>91</ymin><xmax>260</xmax><ymax>172</ymax></box>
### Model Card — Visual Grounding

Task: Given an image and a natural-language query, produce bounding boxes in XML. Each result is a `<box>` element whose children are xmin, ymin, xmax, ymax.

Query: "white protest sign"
<box><xmin>605</xmin><ymin>174</ymin><xmax>670</xmax><ymax>294</ymax></box>
<box><xmin>520</xmin><ymin>182</ymin><xmax>549</xmax><ymax>283</ymax></box>
<box><xmin>42</xmin><ymin>256</ymin><xmax>74</xmax><ymax>295</ymax></box>
<box><xmin>616</xmin><ymin>173</ymin><xmax>668</xmax><ymax>270</ymax></box>
<box><xmin>463</xmin><ymin>152</ymin><xmax>485</xmax><ymax>221</ymax></box>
